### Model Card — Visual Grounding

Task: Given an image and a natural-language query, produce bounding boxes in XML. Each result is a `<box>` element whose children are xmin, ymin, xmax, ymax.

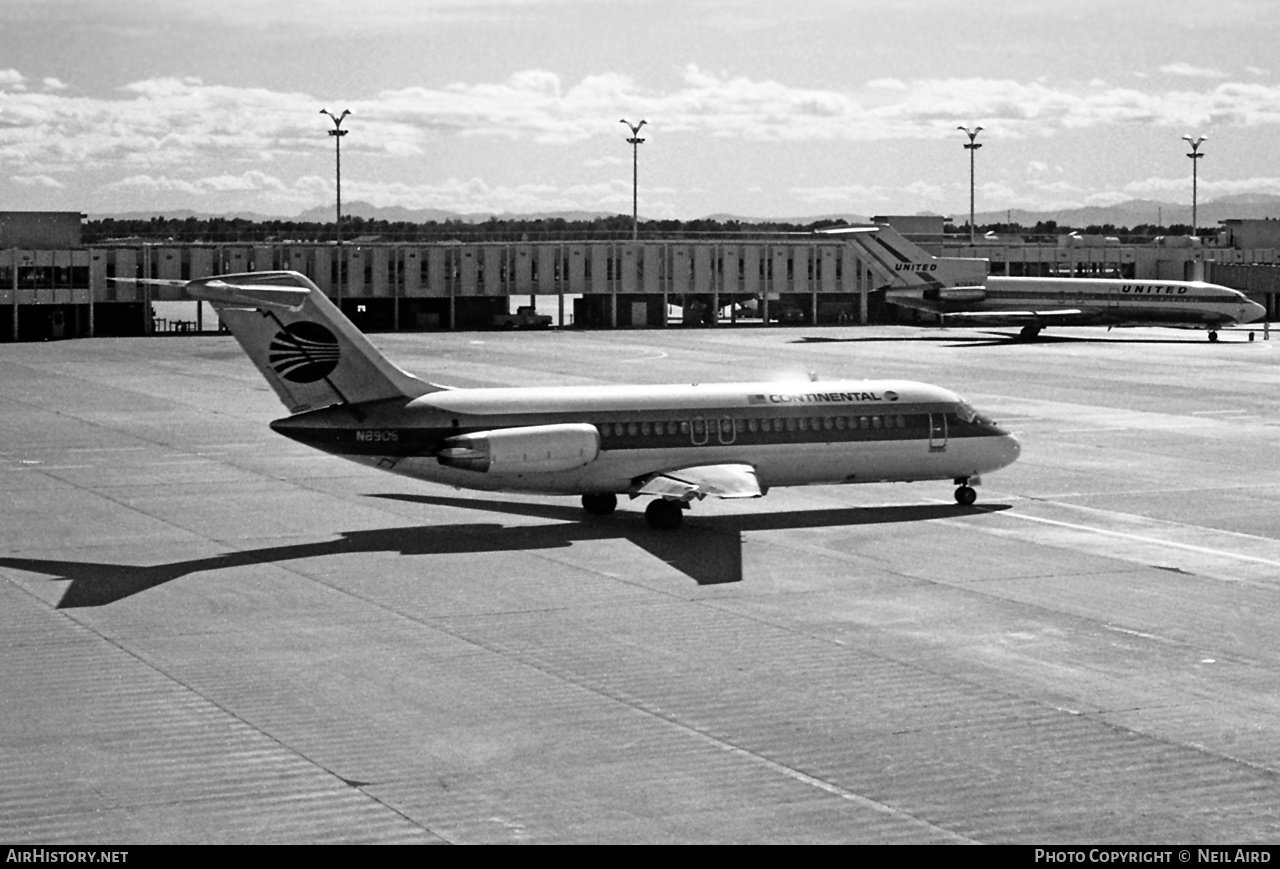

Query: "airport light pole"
<box><xmin>321</xmin><ymin>108</ymin><xmax>350</xmax><ymax>304</ymax></box>
<box><xmin>958</xmin><ymin>126</ymin><xmax>983</xmax><ymax>244</ymax></box>
<box><xmin>620</xmin><ymin>119</ymin><xmax>647</xmax><ymax>240</ymax></box>
<box><xmin>1182</xmin><ymin>134</ymin><xmax>1206</xmax><ymax>237</ymax></box>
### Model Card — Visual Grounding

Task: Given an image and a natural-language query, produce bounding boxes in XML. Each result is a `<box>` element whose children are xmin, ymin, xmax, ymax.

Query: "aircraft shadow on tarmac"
<box><xmin>0</xmin><ymin>497</ymin><xmax>1008</xmax><ymax>608</ymax></box>
<box><xmin>795</xmin><ymin>331</ymin><xmax>1248</xmax><ymax>347</ymax></box>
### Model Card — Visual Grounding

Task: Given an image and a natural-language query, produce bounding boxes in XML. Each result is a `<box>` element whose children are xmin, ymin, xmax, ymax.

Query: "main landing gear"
<box><xmin>1018</xmin><ymin>325</ymin><xmax>1042</xmax><ymax>341</ymax></box>
<box><xmin>581</xmin><ymin>493</ymin><xmax>618</xmax><ymax>516</ymax></box>
<box><xmin>581</xmin><ymin>493</ymin><xmax>686</xmax><ymax>529</ymax></box>
<box><xmin>1208</xmin><ymin>330</ymin><xmax>1220</xmax><ymax>343</ymax></box>
<box><xmin>644</xmin><ymin>498</ymin><xmax>684</xmax><ymax>530</ymax></box>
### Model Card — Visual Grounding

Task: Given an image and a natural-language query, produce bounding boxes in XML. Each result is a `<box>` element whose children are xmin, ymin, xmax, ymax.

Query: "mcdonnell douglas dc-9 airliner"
<box><xmin>824</xmin><ymin>224</ymin><xmax>1266</xmax><ymax>342</ymax></box>
<box><xmin>150</xmin><ymin>271</ymin><xmax>1021</xmax><ymax>530</ymax></box>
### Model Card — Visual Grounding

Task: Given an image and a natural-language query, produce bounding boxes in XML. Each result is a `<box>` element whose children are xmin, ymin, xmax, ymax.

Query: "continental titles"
<box><xmin>749</xmin><ymin>390</ymin><xmax>899</xmax><ymax>405</ymax></box>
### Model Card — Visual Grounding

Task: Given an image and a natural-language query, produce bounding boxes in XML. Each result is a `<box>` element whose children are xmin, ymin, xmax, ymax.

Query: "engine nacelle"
<box><xmin>938</xmin><ymin>286</ymin><xmax>987</xmax><ymax>303</ymax></box>
<box><xmin>436</xmin><ymin>423</ymin><xmax>601</xmax><ymax>474</ymax></box>
<box><xmin>924</xmin><ymin>285</ymin><xmax>988</xmax><ymax>304</ymax></box>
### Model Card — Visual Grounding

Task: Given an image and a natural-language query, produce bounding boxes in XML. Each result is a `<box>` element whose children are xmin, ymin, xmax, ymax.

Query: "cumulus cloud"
<box><xmin>4</xmin><ymin>66</ymin><xmax>1280</xmax><ymax>177</ymax></box>
<box><xmin>1159</xmin><ymin>62</ymin><xmax>1229</xmax><ymax>79</ymax></box>
<box><xmin>790</xmin><ymin>184</ymin><xmax>888</xmax><ymax>206</ymax></box>
<box><xmin>1083</xmin><ymin>190</ymin><xmax>1133</xmax><ymax>207</ymax></box>
<box><xmin>337</xmin><ymin>175</ymin><xmax>647</xmax><ymax>214</ymax></box>
<box><xmin>900</xmin><ymin>181</ymin><xmax>946</xmax><ymax>202</ymax></box>
<box><xmin>865</xmin><ymin>78</ymin><xmax>908</xmax><ymax>91</ymax></box>
<box><xmin>1119</xmin><ymin>174</ymin><xmax>1280</xmax><ymax>200</ymax></box>
<box><xmin>97</xmin><ymin>170</ymin><xmax>326</xmax><ymax>213</ymax></box>
<box><xmin>12</xmin><ymin>174</ymin><xmax>64</xmax><ymax>188</ymax></box>
<box><xmin>3</xmin><ymin>64</ymin><xmax>1280</xmax><ymax>216</ymax></box>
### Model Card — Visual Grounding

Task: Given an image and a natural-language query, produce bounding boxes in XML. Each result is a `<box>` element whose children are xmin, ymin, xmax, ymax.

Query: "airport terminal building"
<box><xmin>2</xmin><ymin>211</ymin><xmax>1278</xmax><ymax>341</ymax></box>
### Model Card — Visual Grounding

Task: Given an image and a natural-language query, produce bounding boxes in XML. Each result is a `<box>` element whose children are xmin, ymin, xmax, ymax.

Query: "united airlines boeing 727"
<box><xmin>824</xmin><ymin>224</ymin><xmax>1266</xmax><ymax>341</ymax></box>
<box><xmin>154</xmin><ymin>271</ymin><xmax>1021</xmax><ymax>530</ymax></box>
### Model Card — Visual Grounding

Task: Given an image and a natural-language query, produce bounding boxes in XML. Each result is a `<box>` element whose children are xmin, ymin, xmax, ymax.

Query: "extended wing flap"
<box><xmin>632</xmin><ymin>463</ymin><xmax>763</xmax><ymax>501</ymax></box>
<box><xmin>939</xmin><ymin>308</ymin><xmax>1100</xmax><ymax>326</ymax></box>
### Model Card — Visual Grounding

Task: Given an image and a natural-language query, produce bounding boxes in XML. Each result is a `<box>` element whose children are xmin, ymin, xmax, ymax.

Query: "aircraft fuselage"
<box><xmin>888</xmin><ymin>276</ymin><xmax>1264</xmax><ymax>330</ymax></box>
<box><xmin>271</xmin><ymin>379</ymin><xmax>1020</xmax><ymax>496</ymax></box>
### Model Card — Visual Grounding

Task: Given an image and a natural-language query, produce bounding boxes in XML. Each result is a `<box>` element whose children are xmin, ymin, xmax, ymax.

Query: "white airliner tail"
<box><xmin>187</xmin><ymin>271</ymin><xmax>439</xmax><ymax>413</ymax></box>
<box><xmin>819</xmin><ymin>224</ymin><xmax>989</xmax><ymax>290</ymax></box>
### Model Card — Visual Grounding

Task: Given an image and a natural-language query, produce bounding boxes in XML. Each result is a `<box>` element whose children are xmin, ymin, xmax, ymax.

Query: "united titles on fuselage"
<box><xmin>1118</xmin><ymin>284</ymin><xmax>1190</xmax><ymax>295</ymax></box>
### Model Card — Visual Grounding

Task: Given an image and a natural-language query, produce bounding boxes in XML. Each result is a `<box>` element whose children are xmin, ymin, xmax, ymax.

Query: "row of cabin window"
<box><xmin>599</xmin><ymin>414</ymin><xmax>911</xmax><ymax>439</ymax></box>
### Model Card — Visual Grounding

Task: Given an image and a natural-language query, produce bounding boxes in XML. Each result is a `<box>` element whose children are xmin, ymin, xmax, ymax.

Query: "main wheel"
<box><xmin>1208</xmin><ymin>330</ymin><xmax>1220</xmax><ymax>342</ymax></box>
<box><xmin>1019</xmin><ymin>325</ymin><xmax>1041</xmax><ymax>341</ymax></box>
<box><xmin>955</xmin><ymin>485</ymin><xmax>977</xmax><ymax>506</ymax></box>
<box><xmin>582</xmin><ymin>493</ymin><xmax>617</xmax><ymax>516</ymax></box>
<box><xmin>644</xmin><ymin>498</ymin><xmax>684</xmax><ymax>530</ymax></box>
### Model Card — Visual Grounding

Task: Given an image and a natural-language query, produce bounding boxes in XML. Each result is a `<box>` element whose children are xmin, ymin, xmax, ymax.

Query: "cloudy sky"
<box><xmin>1</xmin><ymin>0</ymin><xmax>1278</xmax><ymax>220</ymax></box>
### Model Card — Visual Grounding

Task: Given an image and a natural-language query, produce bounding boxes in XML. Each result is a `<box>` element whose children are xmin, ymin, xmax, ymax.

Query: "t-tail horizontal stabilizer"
<box><xmin>186</xmin><ymin>280</ymin><xmax>311</xmax><ymax>312</ymax></box>
<box><xmin>819</xmin><ymin>223</ymin><xmax>989</xmax><ymax>291</ymax></box>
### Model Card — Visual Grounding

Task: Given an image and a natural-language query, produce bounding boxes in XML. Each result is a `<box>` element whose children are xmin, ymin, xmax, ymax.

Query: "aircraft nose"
<box><xmin>998</xmin><ymin>432</ymin><xmax>1022</xmax><ymax>468</ymax></box>
<box><xmin>1245</xmin><ymin>299</ymin><xmax>1267</xmax><ymax>324</ymax></box>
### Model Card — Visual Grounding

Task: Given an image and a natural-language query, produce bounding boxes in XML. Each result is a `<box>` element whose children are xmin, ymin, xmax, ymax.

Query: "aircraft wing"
<box><xmin>938</xmin><ymin>308</ymin><xmax>1106</xmax><ymax>327</ymax></box>
<box><xmin>631</xmin><ymin>463</ymin><xmax>764</xmax><ymax>501</ymax></box>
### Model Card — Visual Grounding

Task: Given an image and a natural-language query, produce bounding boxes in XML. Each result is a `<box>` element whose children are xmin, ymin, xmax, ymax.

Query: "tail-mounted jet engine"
<box><xmin>437</xmin><ymin>423</ymin><xmax>601</xmax><ymax>473</ymax></box>
<box><xmin>924</xmin><ymin>286</ymin><xmax>988</xmax><ymax>304</ymax></box>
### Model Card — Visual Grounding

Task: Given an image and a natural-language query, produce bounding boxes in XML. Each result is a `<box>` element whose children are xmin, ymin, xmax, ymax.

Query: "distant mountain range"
<box><xmin>969</xmin><ymin>193</ymin><xmax>1280</xmax><ymax>229</ymax></box>
<box><xmin>85</xmin><ymin>203</ymin><xmax>620</xmax><ymax>225</ymax></box>
<box><xmin>87</xmin><ymin>193</ymin><xmax>1280</xmax><ymax>229</ymax></box>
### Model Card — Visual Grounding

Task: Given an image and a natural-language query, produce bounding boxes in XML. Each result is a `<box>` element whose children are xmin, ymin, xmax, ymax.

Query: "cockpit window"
<box><xmin>956</xmin><ymin>403</ymin><xmax>978</xmax><ymax>424</ymax></box>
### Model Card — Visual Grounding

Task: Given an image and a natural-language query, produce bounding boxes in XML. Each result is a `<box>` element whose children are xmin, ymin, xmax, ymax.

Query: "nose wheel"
<box><xmin>954</xmin><ymin>485</ymin><xmax>977</xmax><ymax>506</ymax></box>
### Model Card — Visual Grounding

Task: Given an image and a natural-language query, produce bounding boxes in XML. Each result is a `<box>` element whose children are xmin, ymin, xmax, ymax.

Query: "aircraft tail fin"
<box><xmin>187</xmin><ymin>271</ymin><xmax>439</xmax><ymax>413</ymax></box>
<box><xmin>819</xmin><ymin>223</ymin><xmax>989</xmax><ymax>289</ymax></box>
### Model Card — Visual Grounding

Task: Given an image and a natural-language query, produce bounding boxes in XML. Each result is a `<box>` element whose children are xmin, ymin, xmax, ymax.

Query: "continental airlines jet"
<box><xmin>824</xmin><ymin>224</ymin><xmax>1266</xmax><ymax>342</ymax></box>
<box><xmin>135</xmin><ymin>271</ymin><xmax>1021</xmax><ymax>529</ymax></box>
